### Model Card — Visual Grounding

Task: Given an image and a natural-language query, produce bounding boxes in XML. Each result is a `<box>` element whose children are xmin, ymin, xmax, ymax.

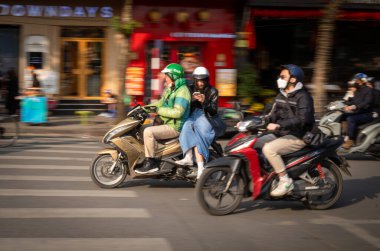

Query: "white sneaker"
<box><xmin>175</xmin><ymin>158</ymin><xmax>193</xmax><ymax>166</ymax></box>
<box><xmin>196</xmin><ymin>163</ymin><xmax>205</xmax><ymax>180</ymax></box>
<box><xmin>270</xmin><ymin>177</ymin><xmax>294</xmax><ymax>197</ymax></box>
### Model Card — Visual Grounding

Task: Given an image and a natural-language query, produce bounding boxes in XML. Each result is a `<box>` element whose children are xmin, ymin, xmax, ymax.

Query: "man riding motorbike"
<box><xmin>135</xmin><ymin>63</ymin><xmax>191</xmax><ymax>174</ymax></box>
<box><xmin>257</xmin><ymin>64</ymin><xmax>315</xmax><ymax>197</ymax></box>
<box><xmin>341</xmin><ymin>73</ymin><xmax>374</xmax><ymax>149</ymax></box>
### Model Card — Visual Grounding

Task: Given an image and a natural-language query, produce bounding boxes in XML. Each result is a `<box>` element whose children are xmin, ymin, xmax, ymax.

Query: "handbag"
<box><xmin>302</xmin><ymin>125</ymin><xmax>327</xmax><ymax>148</ymax></box>
<box><xmin>283</xmin><ymin>98</ymin><xmax>327</xmax><ymax>148</ymax></box>
<box><xmin>208</xmin><ymin>113</ymin><xmax>227</xmax><ymax>138</ymax></box>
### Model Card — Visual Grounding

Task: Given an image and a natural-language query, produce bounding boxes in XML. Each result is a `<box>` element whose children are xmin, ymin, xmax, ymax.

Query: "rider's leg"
<box><xmin>262</xmin><ymin>135</ymin><xmax>306</xmax><ymax>197</ymax></box>
<box><xmin>136</xmin><ymin>125</ymin><xmax>179</xmax><ymax>174</ymax></box>
<box><xmin>175</xmin><ymin>148</ymin><xmax>194</xmax><ymax>165</ymax></box>
<box><xmin>194</xmin><ymin>146</ymin><xmax>205</xmax><ymax>179</ymax></box>
<box><xmin>343</xmin><ymin>113</ymin><xmax>374</xmax><ymax>149</ymax></box>
<box><xmin>176</xmin><ymin>120</ymin><xmax>196</xmax><ymax>165</ymax></box>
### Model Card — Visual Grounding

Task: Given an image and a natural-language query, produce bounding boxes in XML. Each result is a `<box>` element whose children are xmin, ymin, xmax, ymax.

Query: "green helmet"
<box><xmin>161</xmin><ymin>63</ymin><xmax>184</xmax><ymax>81</ymax></box>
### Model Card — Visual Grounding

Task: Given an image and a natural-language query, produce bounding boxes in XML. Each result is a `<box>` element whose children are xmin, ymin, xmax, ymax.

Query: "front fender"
<box><xmin>97</xmin><ymin>149</ymin><xmax>118</xmax><ymax>160</ymax></box>
<box><xmin>204</xmin><ymin>156</ymin><xmax>242</xmax><ymax>170</ymax></box>
<box><xmin>205</xmin><ymin>156</ymin><xmax>252</xmax><ymax>198</ymax></box>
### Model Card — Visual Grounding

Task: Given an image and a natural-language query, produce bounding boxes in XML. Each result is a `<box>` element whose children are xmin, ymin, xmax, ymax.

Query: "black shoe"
<box><xmin>135</xmin><ymin>158</ymin><xmax>159</xmax><ymax>174</ymax></box>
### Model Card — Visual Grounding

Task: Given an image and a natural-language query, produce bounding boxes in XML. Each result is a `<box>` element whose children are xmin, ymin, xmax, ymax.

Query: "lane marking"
<box><xmin>0</xmin><ymin>189</ymin><xmax>137</xmax><ymax>198</ymax></box>
<box><xmin>0</xmin><ymin>164</ymin><xmax>87</xmax><ymax>170</ymax></box>
<box><xmin>0</xmin><ymin>144</ymin><xmax>101</xmax><ymax>150</ymax></box>
<box><xmin>0</xmin><ymin>156</ymin><xmax>92</xmax><ymax>161</ymax></box>
<box><xmin>310</xmin><ymin>215</ymin><xmax>380</xmax><ymax>249</ymax></box>
<box><xmin>0</xmin><ymin>208</ymin><xmax>150</xmax><ymax>218</ymax></box>
<box><xmin>17</xmin><ymin>138</ymin><xmax>99</xmax><ymax>143</ymax></box>
<box><xmin>0</xmin><ymin>238</ymin><xmax>172</xmax><ymax>251</ymax></box>
<box><xmin>0</xmin><ymin>175</ymin><xmax>91</xmax><ymax>182</ymax></box>
<box><xmin>0</xmin><ymin>149</ymin><xmax>96</xmax><ymax>154</ymax></box>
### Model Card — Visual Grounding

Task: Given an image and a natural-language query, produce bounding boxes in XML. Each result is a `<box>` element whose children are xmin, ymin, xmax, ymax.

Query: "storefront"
<box><xmin>128</xmin><ymin>0</ymin><xmax>237</xmax><ymax>105</ymax></box>
<box><xmin>246</xmin><ymin>0</ymin><xmax>380</xmax><ymax>91</ymax></box>
<box><xmin>0</xmin><ymin>1</ymin><xmax>124</xmax><ymax>99</ymax></box>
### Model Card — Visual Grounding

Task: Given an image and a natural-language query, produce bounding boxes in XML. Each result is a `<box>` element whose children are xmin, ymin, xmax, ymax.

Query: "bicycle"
<box><xmin>0</xmin><ymin>113</ymin><xmax>19</xmax><ymax>147</ymax></box>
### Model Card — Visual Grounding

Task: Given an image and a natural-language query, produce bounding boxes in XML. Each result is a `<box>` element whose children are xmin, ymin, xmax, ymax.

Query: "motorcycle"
<box><xmin>90</xmin><ymin>105</ymin><xmax>223</xmax><ymax>188</ymax></box>
<box><xmin>196</xmin><ymin>117</ymin><xmax>351</xmax><ymax>216</ymax></box>
<box><xmin>319</xmin><ymin>100</ymin><xmax>380</xmax><ymax>158</ymax></box>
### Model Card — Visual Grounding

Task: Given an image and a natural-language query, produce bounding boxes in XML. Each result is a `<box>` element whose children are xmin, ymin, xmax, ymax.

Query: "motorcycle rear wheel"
<box><xmin>196</xmin><ymin>167</ymin><xmax>244</xmax><ymax>216</ymax></box>
<box><xmin>90</xmin><ymin>154</ymin><xmax>127</xmax><ymax>189</ymax></box>
<box><xmin>303</xmin><ymin>161</ymin><xmax>343</xmax><ymax>210</ymax></box>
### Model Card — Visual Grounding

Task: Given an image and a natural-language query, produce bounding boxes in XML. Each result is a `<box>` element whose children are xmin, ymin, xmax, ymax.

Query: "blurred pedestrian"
<box><xmin>32</xmin><ymin>70</ymin><xmax>40</xmax><ymax>88</ymax></box>
<box><xmin>101</xmin><ymin>89</ymin><xmax>117</xmax><ymax>118</ymax></box>
<box><xmin>5</xmin><ymin>68</ymin><xmax>19</xmax><ymax>115</ymax></box>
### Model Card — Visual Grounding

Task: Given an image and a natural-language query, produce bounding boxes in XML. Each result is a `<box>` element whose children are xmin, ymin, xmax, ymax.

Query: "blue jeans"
<box><xmin>179</xmin><ymin>109</ymin><xmax>215</xmax><ymax>162</ymax></box>
<box><xmin>346</xmin><ymin>113</ymin><xmax>374</xmax><ymax>140</ymax></box>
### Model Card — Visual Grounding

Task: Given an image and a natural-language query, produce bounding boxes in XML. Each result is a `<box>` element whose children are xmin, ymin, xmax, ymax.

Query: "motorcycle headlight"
<box><xmin>103</xmin><ymin>126</ymin><xmax>128</xmax><ymax>143</ymax></box>
<box><xmin>237</xmin><ymin>121</ymin><xmax>253</xmax><ymax>132</ymax></box>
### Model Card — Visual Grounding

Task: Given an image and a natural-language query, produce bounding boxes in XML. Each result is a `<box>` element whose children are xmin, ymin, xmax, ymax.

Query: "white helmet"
<box><xmin>193</xmin><ymin>66</ymin><xmax>209</xmax><ymax>80</ymax></box>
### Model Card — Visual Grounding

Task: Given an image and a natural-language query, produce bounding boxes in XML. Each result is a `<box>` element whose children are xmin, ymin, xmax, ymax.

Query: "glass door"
<box><xmin>61</xmin><ymin>39</ymin><xmax>104</xmax><ymax>97</ymax></box>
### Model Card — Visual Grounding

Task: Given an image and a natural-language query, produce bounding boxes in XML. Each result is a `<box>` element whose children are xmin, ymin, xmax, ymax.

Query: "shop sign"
<box><xmin>170</xmin><ymin>32</ymin><xmax>236</xmax><ymax>39</ymax></box>
<box><xmin>125</xmin><ymin>67</ymin><xmax>144</xmax><ymax>96</ymax></box>
<box><xmin>0</xmin><ymin>4</ymin><xmax>113</xmax><ymax>18</ymax></box>
<box><xmin>216</xmin><ymin>69</ymin><xmax>237</xmax><ymax>97</ymax></box>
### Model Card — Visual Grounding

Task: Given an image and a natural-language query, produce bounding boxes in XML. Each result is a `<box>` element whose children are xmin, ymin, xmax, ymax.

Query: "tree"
<box><xmin>237</xmin><ymin>63</ymin><xmax>261</xmax><ymax>100</ymax></box>
<box><xmin>312</xmin><ymin>0</ymin><xmax>344</xmax><ymax>118</ymax></box>
<box><xmin>111</xmin><ymin>0</ymin><xmax>141</xmax><ymax>121</ymax></box>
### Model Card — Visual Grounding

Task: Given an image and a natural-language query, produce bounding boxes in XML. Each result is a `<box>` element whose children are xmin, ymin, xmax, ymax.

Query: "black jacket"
<box><xmin>372</xmin><ymin>88</ymin><xmax>380</xmax><ymax>115</ymax></box>
<box><xmin>345</xmin><ymin>85</ymin><xmax>373</xmax><ymax>114</ymax></box>
<box><xmin>267</xmin><ymin>87</ymin><xmax>315</xmax><ymax>138</ymax></box>
<box><xmin>189</xmin><ymin>84</ymin><xmax>218</xmax><ymax>117</ymax></box>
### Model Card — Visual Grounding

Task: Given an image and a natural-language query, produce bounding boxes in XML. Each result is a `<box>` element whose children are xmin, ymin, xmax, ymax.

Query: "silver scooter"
<box><xmin>318</xmin><ymin>100</ymin><xmax>380</xmax><ymax>158</ymax></box>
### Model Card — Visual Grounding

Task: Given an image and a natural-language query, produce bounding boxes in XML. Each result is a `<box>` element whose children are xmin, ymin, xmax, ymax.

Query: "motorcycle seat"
<box><xmin>357</xmin><ymin>118</ymin><xmax>380</xmax><ymax>131</ymax></box>
<box><xmin>157</xmin><ymin>138</ymin><xmax>179</xmax><ymax>145</ymax></box>
<box><xmin>282</xmin><ymin>137</ymin><xmax>343</xmax><ymax>160</ymax></box>
<box><xmin>282</xmin><ymin>147</ymin><xmax>316</xmax><ymax>160</ymax></box>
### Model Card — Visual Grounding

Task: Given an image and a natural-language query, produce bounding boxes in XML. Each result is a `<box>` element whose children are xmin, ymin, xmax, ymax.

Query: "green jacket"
<box><xmin>154</xmin><ymin>78</ymin><xmax>191</xmax><ymax>132</ymax></box>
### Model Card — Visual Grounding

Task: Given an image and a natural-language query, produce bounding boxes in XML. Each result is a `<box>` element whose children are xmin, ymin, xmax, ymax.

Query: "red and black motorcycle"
<box><xmin>196</xmin><ymin>117</ymin><xmax>352</xmax><ymax>216</ymax></box>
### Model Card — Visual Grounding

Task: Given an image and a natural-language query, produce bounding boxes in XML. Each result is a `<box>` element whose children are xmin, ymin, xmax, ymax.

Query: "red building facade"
<box><xmin>128</xmin><ymin>0</ymin><xmax>237</xmax><ymax>105</ymax></box>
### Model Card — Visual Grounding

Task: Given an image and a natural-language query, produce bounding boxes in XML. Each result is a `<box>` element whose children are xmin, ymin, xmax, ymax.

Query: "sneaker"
<box><xmin>186</xmin><ymin>168</ymin><xmax>197</xmax><ymax>179</ymax></box>
<box><xmin>270</xmin><ymin>177</ymin><xmax>294</xmax><ymax>197</ymax></box>
<box><xmin>175</xmin><ymin>158</ymin><xmax>193</xmax><ymax>166</ymax></box>
<box><xmin>342</xmin><ymin>139</ymin><xmax>354</xmax><ymax>149</ymax></box>
<box><xmin>135</xmin><ymin>158</ymin><xmax>159</xmax><ymax>174</ymax></box>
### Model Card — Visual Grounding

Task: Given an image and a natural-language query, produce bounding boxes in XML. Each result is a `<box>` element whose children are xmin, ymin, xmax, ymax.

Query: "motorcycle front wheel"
<box><xmin>90</xmin><ymin>154</ymin><xmax>128</xmax><ymax>189</ymax></box>
<box><xmin>303</xmin><ymin>161</ymin><xmax>343</xmax><ymax>210</ymax></box>
<box><xmin>196</xmin><ymin>167</ymin><xmax>244</xmax><ymax>216</ymax></box>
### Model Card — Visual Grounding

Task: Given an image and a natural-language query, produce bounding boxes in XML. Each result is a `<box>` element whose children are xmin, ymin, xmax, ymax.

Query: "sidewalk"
<box><xmin>18</xmin><ymin>114</ymin><xmax>116</xmax><ymax>139</ymax></box>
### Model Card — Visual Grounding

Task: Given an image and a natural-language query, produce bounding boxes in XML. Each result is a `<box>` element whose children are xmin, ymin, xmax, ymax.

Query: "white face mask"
<box><xmin>277</xmin><ymin>78</ymin><xmax>288</xmax><ymax>89</ymax></box>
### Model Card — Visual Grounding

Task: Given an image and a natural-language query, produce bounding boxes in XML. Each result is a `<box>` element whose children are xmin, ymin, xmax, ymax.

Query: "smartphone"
<box><xmin>193</xmin><ymin>92</ymin><xmax>201</xmax><ymax>96</ymax></box>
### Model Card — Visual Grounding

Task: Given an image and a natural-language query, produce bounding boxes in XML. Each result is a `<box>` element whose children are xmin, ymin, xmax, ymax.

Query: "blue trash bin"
<box><xmin>21</xmin><ymin>96</ymin><xmax>48</xmax><ymax>124</ymax></box>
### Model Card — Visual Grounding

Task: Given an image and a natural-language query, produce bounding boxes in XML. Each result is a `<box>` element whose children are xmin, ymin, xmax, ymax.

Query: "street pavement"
<box><xmin>0</xmin><ymin>120</ymin><xmax>379</xmax><ymax>251</ymax></box>
<box><xmin>17</xmin><ymin>115</ymin><xmax>116</xmax><ymax>138</ymax></box>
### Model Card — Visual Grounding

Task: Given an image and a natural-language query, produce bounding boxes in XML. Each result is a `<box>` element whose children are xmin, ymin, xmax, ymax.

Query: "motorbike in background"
<box><xmin>319</xmin><ymin>100</ymin><xmax>380</xmax><ymax>158</ymax></box>
<box><xmin>90</xmin><ymin>105</ymin><xmax>222</xmax><ymax>188</ymax></box>
<box><xmin>196</xmin><ymin>116</ymin><xmax>351</xmax><ymax>216</ymax></box>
